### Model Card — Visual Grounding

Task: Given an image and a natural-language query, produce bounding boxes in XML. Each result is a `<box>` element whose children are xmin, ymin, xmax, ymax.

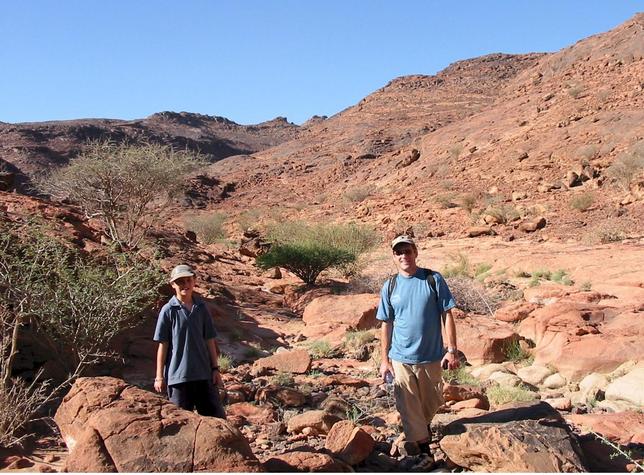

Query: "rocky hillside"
<box><xmin>209</xmin><ymin>13</ymin><xmax>643</xmax><ymax>241</ymax></box>
<box><xmin>0</xmin><ymin>112</ymin><xmax>299</xmax><ymax>191</ymax></box>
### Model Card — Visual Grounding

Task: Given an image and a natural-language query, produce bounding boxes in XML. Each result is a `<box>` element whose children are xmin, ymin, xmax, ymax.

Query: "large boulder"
<box><xmin>302</xmin><ymin>294</ymin><xmax>380</xmax><ymax>343</ymax></box>
<box><xmin>456</xmin><ymin>315</ymin><xmax>518</xmax><ymax>364</ymax></box>
<box><xmin>440</xmin><ymin>401</ymin><xmax>586</xmax><ymax>472</ymax></box>
<box><xmin>565</xmin><ymin>412</ymin><xmax>644</xmax><ymax>446</ymax></box>
<box><xmin>286</xmin><ymin>410</ymin><xmax>341</xmax><ymax>435</ymax></box>
<box><xmin>517</xmin><ymin>301</ymin><xmax>644</xmax><ymax>380</ymax></box>
<box><xmin>324</xmin><ymin>420</ymin><xmax>375</xmax><ymax>465</ymax></box>
<box><xmin>54</xmin><ymin>377</ymin><xmax>262</xmax><ymax>472</ymax></box>
<box><xmin>604</xmin><ymin>364</ymin><xmax>644</xmax><ymax>407</ymax></box>
<box><xmin>252</xmin><ymin>349</ymin><xmax>311</xmax><ymax>374</ymax></box>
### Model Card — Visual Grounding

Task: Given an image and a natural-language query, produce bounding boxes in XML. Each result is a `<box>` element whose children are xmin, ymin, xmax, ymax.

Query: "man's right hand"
<box><xmin>380</xmin><ymin>361</ymin><xmax>395</xmax><ymax>382</ymax></box>
<box><xmin>154</xmin><ymin>377</ymin><xmax>166</xmax><ymax>393</ymax></box>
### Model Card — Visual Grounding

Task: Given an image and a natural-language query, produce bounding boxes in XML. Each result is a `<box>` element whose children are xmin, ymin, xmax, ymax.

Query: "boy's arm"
<box><xmin>154</xmin><ymin>342</ymin><xmax>168</xmax><ymax>392</ymax></box>
<box><xmin>207</xmin><ymin>338</ymin><xmax>223</xmax><ymax>388</ymax></box>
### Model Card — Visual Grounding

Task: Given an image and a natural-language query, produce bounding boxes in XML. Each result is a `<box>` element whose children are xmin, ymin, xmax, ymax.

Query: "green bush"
<box><xmin>43</xmin><ymin>141</ymin><xmax>205</xmax><ymax>248</ymax></box>
<box><xmin>184</xmin><ymin>213</ymin><xmax>227</xmax><ymax>244</ymax></box>
<box><xmin>0</xmin><ymin>220</ymin><xmax>162</xmax><ymax>445</ymax></box>
<box><xmin>442</xmin><ymin>367</ymin><xmax>480</xmax><ymax>386</ymax></box>
<box><xmin>272</xmin><ymin>371</ymin><xmax>295</xmax><ymax>387</ymax></box>
<box><xmin>503</xmin><ymin>340</ymin><xmax>533</xmax><ymax>365</ymax></box>
<box><xmin>218</xmin><ymin>354</ymin><xmax>234</xmax><ymax>373</ymax></box>
<box><xmin>258</xmin><ymin>221</ymin><xmax>378</xmax><ymax>284</ymax></box>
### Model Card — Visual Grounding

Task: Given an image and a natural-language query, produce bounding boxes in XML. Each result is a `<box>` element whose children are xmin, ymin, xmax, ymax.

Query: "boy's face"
<box><xmin>171</xmin><ymin>276</ymin><xmax>195</xmax><ymax>299</ymax></box>
<box><xmin>392</xmin><ymin>243</ymin><xmax>418</xmax><ymax>273</ymax></box>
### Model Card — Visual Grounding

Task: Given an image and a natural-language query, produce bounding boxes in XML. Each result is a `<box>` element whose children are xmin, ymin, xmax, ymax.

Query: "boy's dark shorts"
<box><xmin>167</xmin><ymin>380</ymin><xmax>226</xmax><ymax>419</ymax></box>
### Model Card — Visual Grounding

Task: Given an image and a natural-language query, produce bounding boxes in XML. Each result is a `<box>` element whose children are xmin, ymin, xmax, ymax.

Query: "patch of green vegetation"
<box><xmin>487</xmin><ymin>384</ymin><xmax>538</xmax><ymax>406</ymax></box>
<box><xmin>503</xmin><ymin>340</ymin><xmax>534</xmax><ymax>365</ymax></box>
<box><xmin>344</xmin><ymin>330</ymin><xmax>375</xmax><ymax>351</ymax></box>
<box><xmin>244</xmin><ymin>346</ymin><xmax>263</xmax><ymax>359</ymax></box>
<box><xmin>307</xmin><ymin>340</ymin><xmax>334</xmax><ymax>359</ymax></box>
<box><xmin>272</xmin><ymin>371</ymin><xmax>295</xmax><ymax>387</ymax></box>
<box><xmin>218</xmin><ymin>354</ymin><xmax>234</xmax><ymax>373</ymax></box>
<box><xmin>550</xmin><ymin>269</ymin><xmax>574</xmax><ymax>286</ymax></box>
<box><xmin>442</xmin><ymin>252</ymin><xmax>471</xmax><ymax>278</ymax></box>
<box><xmin>442</xmin><ymin>367</ymin><xmax>481</xmax><ymax>386</ymax></box>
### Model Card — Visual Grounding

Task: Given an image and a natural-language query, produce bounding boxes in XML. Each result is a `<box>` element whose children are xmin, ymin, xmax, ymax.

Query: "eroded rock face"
<box><xmin>302</xmin><ymin>294</ymin><xmax>380</xmax><ymax>343</ymax></box>
<box><xmin>54</xmin><ymin>377</ymin><xmax>262</xmax><ymax>473</ymax></box>
<box><xmin>440</xmin><ymin>401</ymin><xmax>586</xmax><ymax>472</ymax></box>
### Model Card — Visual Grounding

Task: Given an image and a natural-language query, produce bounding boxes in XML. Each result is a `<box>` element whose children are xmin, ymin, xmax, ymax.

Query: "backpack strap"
<box><xmin>424</xmin><ymin>268</ymin><xmax>446</xmax><ymax>324</ymax></box>
<box><xmin>386</xmin><ymin>273</ymin><xmax>398</xmax><ymax>319</ymax></box>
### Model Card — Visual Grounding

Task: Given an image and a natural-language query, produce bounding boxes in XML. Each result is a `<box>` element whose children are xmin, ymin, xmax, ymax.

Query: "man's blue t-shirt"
<box><xmin>376</xmin><ymin>268</ymin><xmax>455</xmax><ymax>364</ymax></box>
<box><xmin>153</xmin><ymin>296</ymin><xmax>217</xmax><ymax>386</ymax></box>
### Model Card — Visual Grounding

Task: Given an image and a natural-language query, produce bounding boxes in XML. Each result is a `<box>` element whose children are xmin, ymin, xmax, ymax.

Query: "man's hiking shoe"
<box><xmin>411</xmin><ymin>453</ymin><xmax>436</xmax><ymax>471</ymax></box>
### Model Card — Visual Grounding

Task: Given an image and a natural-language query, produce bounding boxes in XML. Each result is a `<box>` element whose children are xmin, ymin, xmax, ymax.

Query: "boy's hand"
<box><xmin>213</xmin><ymin>370</ymin><xmax>224</xmax><ymax>388</ymax></box>
<box><xmin>154</xmin><ymin>377</ymin><xmax>166</xmax><ymax>393</ymax></box>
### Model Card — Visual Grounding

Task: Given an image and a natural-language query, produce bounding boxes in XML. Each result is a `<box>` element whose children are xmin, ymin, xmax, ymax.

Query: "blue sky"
<box><xmin>1</xmin><ymin>1</ymin><xmax>642</xmax><ymax>125</ymax></box>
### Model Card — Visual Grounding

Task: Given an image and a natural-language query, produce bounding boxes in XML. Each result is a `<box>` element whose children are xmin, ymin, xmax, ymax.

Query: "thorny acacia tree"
<box><xmin>44</xmin><ymin>141</ymin><xmax>205</xmax><ymax>248</ymax></box>
<box><xmin>0</xmin><ymin>220</ymin><xmax>163</xmax><ymax>446</ymax></box>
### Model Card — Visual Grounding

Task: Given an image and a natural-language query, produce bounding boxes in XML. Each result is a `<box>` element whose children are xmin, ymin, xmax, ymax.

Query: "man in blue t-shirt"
<box><xmin>376</xmin><ymin>235</ymin><xmax>458</xmax><ymax>457</ymax></box>
<box><xmin>153</xmin><ymin>264</ymin><xmax>225</xmax><ymax>418</ymax></box>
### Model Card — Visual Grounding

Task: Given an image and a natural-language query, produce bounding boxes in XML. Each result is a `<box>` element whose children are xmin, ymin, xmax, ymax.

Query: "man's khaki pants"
<box><xmin>392</xmin><ymin>360</ymin><xmax>444</xmax><ymax>443</ymax></box>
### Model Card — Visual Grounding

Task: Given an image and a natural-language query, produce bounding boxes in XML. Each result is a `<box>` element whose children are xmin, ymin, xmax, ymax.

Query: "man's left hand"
<box><xmin>440</xmin><ymin>351</ymin><xmax>460</xmax><ymax>370</ymax></box>
<box><xmin>213</xmin><ymin>370</ymin><xmax>224</xmax><ymax>388</ymax></box>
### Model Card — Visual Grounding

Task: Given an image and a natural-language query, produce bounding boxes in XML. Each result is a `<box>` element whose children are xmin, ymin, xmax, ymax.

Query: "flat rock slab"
<box><xmin>253</xmin><ymin>349</ymin><xmax>311</xmax><ymax>374</ymax></box>
<box><xmin>54</xmin><ymin>376</ymin><xmax>262</xmax><ymax>472</ymax></box>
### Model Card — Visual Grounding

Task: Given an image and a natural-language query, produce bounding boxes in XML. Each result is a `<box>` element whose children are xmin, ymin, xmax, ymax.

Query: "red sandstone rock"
<box><xmin>227</xmin><ymin>402</ymin><xmax>276</xmax><ymax>425</ymax></box>
<box><xmin>263</xmin><ymin>451</ymin><xmax>351</xmax><ymax>472</ymax></box>
<box><xmin>565</xmin><ymin>412</ymin><xmax>644</xmax><ymax>446</ymax></box>
<box><xmin>252</xmin><ymin>349</ymin><xmax>311</xmax><ymax>374</ymax></box>
<box><xmin>302</xmin><ymin>294</ymin><xmax>380</xmax><ymax>343</ymax></box>
<box><xmin>286</xmin><ymin>410</ymin><xmax>341</xmax><ymax>435</ymax></box>
<box><xmin>324</xmin><ymin>420</ymin><xmax>375</xmax><ymax>465</ymax></box>
<box><xmin>452</xmin><ymin>398</ymin><xmax>490</xmax><ymax>411</ymax></box>
<box><xmin>495</xmin><ymin>301</ymin><xmax>537</xmax><ymax>323</ymax></box>
<box><xmin>54</xmin><ymin>377</ymin><xmax>262</xmax><ymax>472</ymax></box>
<box><xmin>443</xmin><ymin>384</ymin><xmax>488</xmax><ymax>403</ymax></box>
<box><xmin>456</xmin><ymin>315</ymin><xmax>518</xmax><ymax>364</ymax></box>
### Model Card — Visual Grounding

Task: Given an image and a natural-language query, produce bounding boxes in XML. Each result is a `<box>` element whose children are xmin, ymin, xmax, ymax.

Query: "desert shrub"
<box><xmin>473</xmin><ymin>262</ymin><xmax>493</xmax><ymax>279</ymax></box>
<box><xmin>582</xmin><ymin>219</ymin><xmax>628</xmax><ymax>244</ymax></box>
<box><xmin>272</xmin><ymin>371</ymin><xmax>295</xmax><ymax>387</ymax></box>
<box><xmin>442</xmin><ymin>367</ymin><xmax>480</xmax><ymax>386</ymax></box>
<box><xmin>446</xmin><ymin>276</ymin><xmax>497</xmax><ymax>316</ymax></box>
<box><xmin>344</xmin><ymin>330</ymin><xmax>375</xmax><ymax>351</ymax></box>
<box><xmin>503</xmin><ymin>340</ymin><xmax>533</xmax><ymax>364</ymax></box>
<box><xmin>484</xmin><ymin>205</ymin><xmax>520</xmax><ymax>224</ymax></box>
<box><xmin>236</xmin><ymin>209</ymin><xmax>263</xmax><ymax>233</ymax></box>
<box><xmin>258</xmin><ymin>221</ymin><xmax>379</xmax><ymax>284</ymax></box>
<box><xmin>184</xmin><ymin>213</ymin><xmax>227</xmax><ymax>244</ymax></box>
<box><xmin>580</xmin><ymin>281</ymin><xmax>592</xmax><ymax>291</ymax></box>
<box><xmin>550</xmin><ymin>269</ymin><xmax>574</xmax><ymax>286</ymax></box>
<box><xmin>448</xmin><ymin>144</ymin><xmax>463</xmax><ymax>160</ymax></box>
<box><xmin>44</xmin><ymin>141</ymin><xmax>205</xmax><ymax>248</ymax></box>
<box><xmin>607</xmin><ymin>142</ymin><xmax>644</xmax><ymax>192</ymax></box>
<box><xmin>578</xmin><ymin>144</ymin><xmax>599</xmax><ymax>161</ymax></box>
<box><xmin>0</xmin><ymin>371</ymin><xmax>49</xmax><ymax>447</ymax></box>
<box><xmin>218</xmin><ymin>354</ymin><xmax>234</xmax><ymax>373</ymax></box>
<box><xmin>567</xmin><ymin>83</ymin><xmax>584</xmax><ymax>99</ymax></box>
<box><xmin>307</xmin><ymin>340</ymin><xmax>333</xmax><ymax>359</ymax></box>
<box><xmin>487</xmin><ymin>384</ymin><xmax>538</xmax><ymax>406</ymax></box>
<box><xmin>570</xmin><ymin>192</ymin><xmax>595</xmax><ymax>212</ymax></box>
<box><xmin>436</xmin><ymin>193</ymin><xmax>458</xmax><ymax>209</ymax></box>
<box><xmin>344</xmin><ymin>187</ymin><xmax>371</xmax><ymax>203</ymax></box>
<box><xmin>0</xmin><ymin>220</ymin><xmax>162</xmax><ymax>445</ymax></box>
<box><xmin>458</xmin><ymin>193</ymin><xmax>478</xmax><ymax>213</ymax></box>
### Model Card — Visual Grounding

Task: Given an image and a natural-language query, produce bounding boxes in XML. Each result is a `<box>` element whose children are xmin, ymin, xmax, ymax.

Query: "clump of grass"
<box><xmin>458</xmin><ymin>193</ymin><xmax>478</xmax><ymax>213</ymax></box>
<box><xmin>486</xmin><ymin>384</ymin><xmax>538</xmax><ymax>406</ymax></box>
<box><xmin>442</xmin><ymin>367</ymin><xmax>481</xmax><ymax>386</ymax></box>
<box><xmin>272</xmin><ymin>371</ymin><xmax>295</xmax><ymax>387</ymax></box>
<box><xmin>473</xmin><ymin>262</ymin><xmax>493</xmax><ymax>280</ymax></box>
<box><xmin>344</xmin><ymin>187</ymin><xmax>371</xmax><ymax>203</ymax></box>
<box><xmin>503</xmin><ymin>340</ymin><xmax>533</xmax><ymax>365</ymax></box>
<box><xmin>236</xmin><ymin>209</ymin><xmax>262</xmax><ymax>233</ymax></box>
<box><xmin>567</xmin><ymin>83</ymin><xmax>584</xmax><ymax>99</ymax></box>
<box><xmin>308</xmin><ymin>369</ymin><xmax>324</xmax><ymax>378</ymax></box>
<box><xmin>442</xmin><ymin>252</ymin><xmax>471</xmax><ymax>278</ymax></box>
<box><xmin>307</xmin><ymin>340</ymin><xmax>333</xmax><ymax>359</ymax></box>
<box><xmin>570</xmin><ymin>192</ymin><xmax>595</xmax><ymax>212</ymax></box>
<box><xmin>218</xmin><ymin>354</ymin><xmax>234</xmax><ymax>373</ymax></box>
<box><xmin>436</xmin><ymin>193</ymin><xmax>458</xmax><ymax>209</ymax></box>
<box><xmin>344</xmin><ymin>330</ymin><xmax>375</xmax><ymax>351</ymax></box>
<box><xmin>606</xmin><ymin>141</ymin><xmax>644</xmax><ymax>192</ymax></box>
<box><xmin>550</xmin><ymin>269</ymin><xmax>574</xmax><ymax>286</ymax></box>
<box><xmin>184</xmin><ymin>213</ymin><xmax>227</xmax><ymax>244</ymax></box>
<box><xmin>484</xmin><ymin>205</ymin><xmax>520</xmax><ymax>224</ymax></box>
<box><xmin>448</xmin><ymin>144</ymin><xmax>463</xmax><ymax>160</ymax></box>
<box><xmin>580</xmin><ymin>281</ymin><xmax>592</xmax><ymax>291</ymax></box>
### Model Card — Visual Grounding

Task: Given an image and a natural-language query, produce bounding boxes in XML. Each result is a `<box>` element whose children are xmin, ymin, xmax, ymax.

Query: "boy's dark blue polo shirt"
<box><xmin>153</xmin><ymin>296</ymin><xmax>217</xmax><ymax>386</ymax></box>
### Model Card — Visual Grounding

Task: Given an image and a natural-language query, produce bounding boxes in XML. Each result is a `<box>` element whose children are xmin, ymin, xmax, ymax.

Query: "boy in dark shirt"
<box><xmin>153</xmin><ymin>264</ymin><xmax>225</xmax><ymax>418</ymax></box>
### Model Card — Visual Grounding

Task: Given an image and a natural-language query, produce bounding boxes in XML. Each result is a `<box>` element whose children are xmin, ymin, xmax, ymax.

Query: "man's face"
<box><xmin>171</xmin><ymin>276</ymin><xmax>195</xmax><ymax>298</ymax></box>
<box><xmin>392</xmin><ymin>243</ymin><xmax>418</xmax><ymax>273</ymax></box>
